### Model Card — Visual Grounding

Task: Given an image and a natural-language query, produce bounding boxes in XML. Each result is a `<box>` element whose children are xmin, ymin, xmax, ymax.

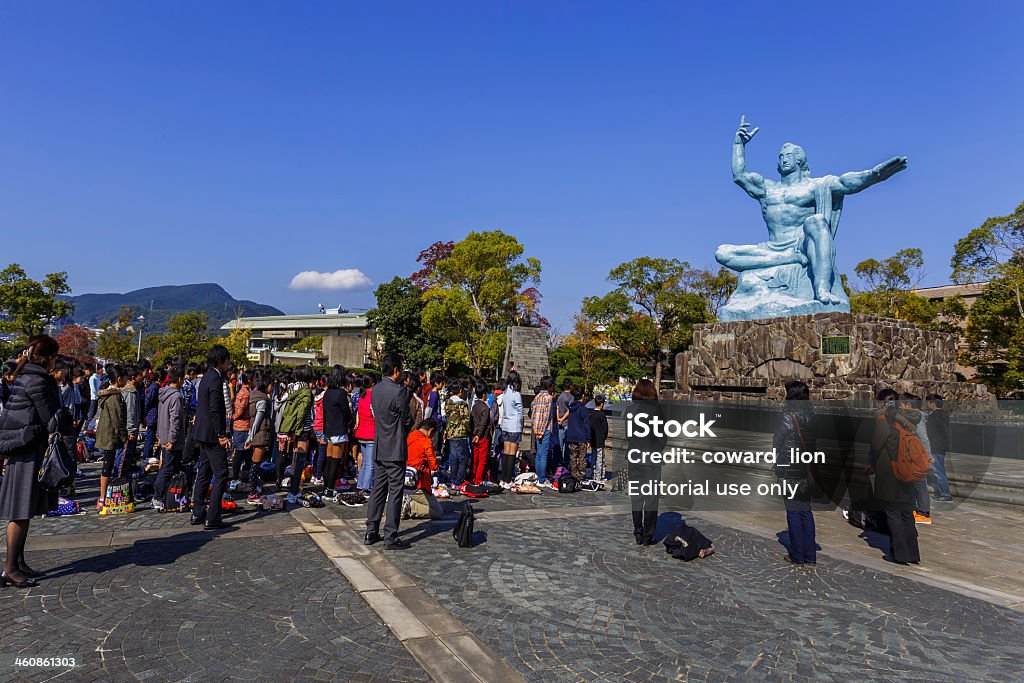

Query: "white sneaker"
<box><xmin>311</xmin><ymin>476</ymin><xmax>324</xmax><ymax>486</ymax></box>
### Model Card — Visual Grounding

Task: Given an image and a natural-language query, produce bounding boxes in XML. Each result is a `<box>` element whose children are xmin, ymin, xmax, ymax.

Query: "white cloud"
<box><xmin>288</xmin><ymin>269</ymin><xmax>373</xmax><ymax>291</ymax></box>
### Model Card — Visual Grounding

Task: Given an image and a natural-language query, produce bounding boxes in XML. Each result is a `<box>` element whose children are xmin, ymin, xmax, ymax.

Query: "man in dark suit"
<box><xmin>365</xmin><ymin>353</ymin><xmax>414</xmax><ymax>549</ymax></box>
<box><xmin>191</xmin><ymin>344</ymin><xmax>232</xmax><ymax>530</ymax></box>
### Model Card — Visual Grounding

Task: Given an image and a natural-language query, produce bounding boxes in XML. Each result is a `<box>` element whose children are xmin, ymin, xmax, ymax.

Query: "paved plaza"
<box><xmin>1</xmin><ymin>461</ymin><xmax>1023</xmax><ymax>682</ymax></box>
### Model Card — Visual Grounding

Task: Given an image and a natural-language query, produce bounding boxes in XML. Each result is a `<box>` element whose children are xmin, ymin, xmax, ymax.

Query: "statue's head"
<box><xmin>778</xmin><ymin>143</ymin><xmax>809</xmax><ymax>177</ymax></box>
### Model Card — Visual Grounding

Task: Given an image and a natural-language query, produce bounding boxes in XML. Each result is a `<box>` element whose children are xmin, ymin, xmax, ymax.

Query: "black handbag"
<box><xmin>37</xmin><ymin>433</ymin><xmax>75</xmax><ymax>492</ymax></box>
<box><xmin>453</xmin><ymin>503</ymin><xmax>475</xmax><ymax>548</ymax></box>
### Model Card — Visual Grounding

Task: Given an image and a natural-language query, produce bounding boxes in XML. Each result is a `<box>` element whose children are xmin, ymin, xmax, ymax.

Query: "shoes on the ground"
<box><xmin>935</xmin><ymin>495</ymin><xmax>954</xmax><ymax>503</ymax></box>
<box><xmin>884</xmin><ymin>556</ymin><xmax>909</xmax><ymax>565</ymax></box>
<box><xmin>914</xmin><ymin>512</ymin><xmax>932</xmax><ymax>525</ymax></box>
<box><xmin>0</xmin><ymin>571</ymin><xmax>38</xmax><ymax>588</ymax></box>
<box><xmin>311</xmin><ymin>476</ymin><xmax>324</xmax><ymax>487</ymax></box>
<box><xmin>364</xmin><ymin>531</ymin><xmax>383</xmax><ymax>546</ymax></box>
<box><xmin>384</xmin><ymin>537</ymin><xmax>411</xmax><ymax>550</ymax></box>
<box><xmin>641</xmin><ymin>537</ymin><xmax>658</xmax><ymax>546</ymax></box>
<box><xmin>189</xmin><ymin>515</ymin><xmax>205</xmax><ymax>526</ymax></box>
<box><xmin>784</xmin><ymin>554</ymin><xmax>803</xmax><ymax>565</ymax></box>
<box><xmin>203</xmin><ymin>520</ymin><xmax>227</xmax><ymax>530</ymax></box>
<box><xmin>96</xmin><ymin>500</ymin><xmax>105</xmax><ymax>511</ymax></box>
<box><xmin>150</xmin><ymin>500</ymin><xmax>164</xmax><ymax>511</ymax></box>
<box><xmin>286</xmin><ymin>493</ymin><xmax>297</xmax><ymax>505</ymax></box>
<box><xmin>247</xmin><ymin>493</ymin><xmax>262</xmax><ymax>504</ymax></box>
<box><xmin>228</xmin><ymin>479</ymin><xmax>241</xmax><ymax>492</ymax></box>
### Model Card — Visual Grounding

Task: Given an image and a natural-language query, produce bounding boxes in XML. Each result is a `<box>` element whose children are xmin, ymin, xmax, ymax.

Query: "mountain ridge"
<box><xmin>65</xmin><ymin>283</ymin><xmax>284</xmax><ymax>334</ymax></box>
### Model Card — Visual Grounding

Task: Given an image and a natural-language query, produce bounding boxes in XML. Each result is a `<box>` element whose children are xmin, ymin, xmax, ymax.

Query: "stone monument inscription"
<box><xmin>716</xmin><ymin>116</ymin><xmax>907</xmax><ymax>321</ymax></box>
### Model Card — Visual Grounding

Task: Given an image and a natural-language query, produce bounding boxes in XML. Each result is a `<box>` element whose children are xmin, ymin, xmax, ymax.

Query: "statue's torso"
<box><xmin>759</xmin><ymin>178</ymin><xmax>820</xmax><ymax>241</ymax></box>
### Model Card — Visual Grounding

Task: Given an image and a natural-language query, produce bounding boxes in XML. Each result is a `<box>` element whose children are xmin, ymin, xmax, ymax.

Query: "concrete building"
<box><xmin>221</xmin><ymin>312</ymin><xmax>375</xmax><ymax>368</ymax></box>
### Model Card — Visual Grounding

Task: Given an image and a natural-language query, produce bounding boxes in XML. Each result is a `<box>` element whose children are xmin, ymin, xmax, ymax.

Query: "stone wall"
<box><xmin>677</xmin><ymin>312</ymin><xmax>992</xmax><ymax>401</ymax></box>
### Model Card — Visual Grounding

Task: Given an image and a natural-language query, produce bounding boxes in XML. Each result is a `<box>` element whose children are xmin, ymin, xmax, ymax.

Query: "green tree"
<box><xmin>583</xmin><ymin>257</ymin><xmax>709</xmax><ymax>387</ymax></box>
<box><xmin>149</xmin><ymin>312</ymin><xmax>211</xmax><ymax>364</ymax></box>
<box><xmin>951</xmin><ymin>199</ymin><xmax>1024</xmax><ymax>317</ymax></box>
<box><xmin>209</xmin><ymin>325</ymin><xmax>252</xmax><ymax>368</ymax></box>
<box><xmin>421</xmin><ymin>230</ymin><xmax>542</xmax><ymax>373</ymax></box>
<box><xmin>688</xmin><ymin>267</ymin><xmax>738</xmax><ymax>320</ymax></box>
<box><xmin>948</xmin><ymin>201</ymin><xmax>1024</xmax><ymax>392</ymax></box>
<box><xmin>287</xmin><ymin>336</ymin><xmax>324</xmax><ymax>353</ymax></box>
<box><xmin>96</xmin><ymin>306</ymin><xmax>138</xmax><ymax>363</ymax></box>
<box><xmin>368</xmin><ymin>277</ymin><xmax>445</xmax><ymax>368</ymax></box>
<box><xmin>0</xmin><ymin>264</ymin><xmax>73</xmax><ymax>338</ymax></box>
<box><xmin>847</xmin><ymin>248</ymin><xmax>962</xmax><ymax>329</ymax></box>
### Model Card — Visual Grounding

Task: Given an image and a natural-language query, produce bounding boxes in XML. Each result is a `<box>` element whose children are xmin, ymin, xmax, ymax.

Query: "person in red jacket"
<box><xmin>406</xmin><ymin>419</ymin><xmax>442</xmax><ymax>519</ymax></box>
<box><xmin>406</xmin><ymin>418</ymin><xmax>439</xmax><ymax>490</ymax></box>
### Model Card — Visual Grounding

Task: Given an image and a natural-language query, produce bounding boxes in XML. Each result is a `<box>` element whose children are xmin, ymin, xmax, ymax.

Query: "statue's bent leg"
<box><xmin>803</xmin><ymin>215</ymin><xmax>841</xmax><ymax>305</ymax></box>
<box><xmin>716</xmin><ymin>243</ymin><xmax>803</xmax><ymax>271</ymax></box>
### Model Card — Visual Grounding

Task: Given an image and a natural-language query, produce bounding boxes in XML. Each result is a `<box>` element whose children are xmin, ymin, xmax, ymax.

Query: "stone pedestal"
<box><xmin>677</xmin><ymin>312</ymin><xmax>991</xmax><ymax>401</ymax></box>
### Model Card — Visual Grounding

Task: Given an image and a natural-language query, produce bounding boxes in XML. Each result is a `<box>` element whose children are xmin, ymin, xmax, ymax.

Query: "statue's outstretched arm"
<box><xmin>836</xmin><ymin>156</ymin><xmax>908</xmax><ymax>195</ymax></box>
<box><xmin>732</xmin><ymin>116</ymin><xmax>765</xmax><ymax>199</ymax></box>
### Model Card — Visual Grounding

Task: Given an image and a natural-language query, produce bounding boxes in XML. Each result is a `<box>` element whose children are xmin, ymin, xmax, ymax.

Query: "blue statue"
<box><xmin>715</xmin><ymin>116</ymin><xmax>907</xmax><ymax>321</ymax></box>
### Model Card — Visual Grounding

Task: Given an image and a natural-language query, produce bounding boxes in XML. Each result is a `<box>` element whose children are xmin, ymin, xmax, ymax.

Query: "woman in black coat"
<box><xmin>628</xmin><ymin>379</ymin><xmax>665</xmax><ymax>546</ymax></box>
<box><xmin>773</xmin><ymin>380</ymin><xmax>818</xmax><ymax>565</ymax></box>
<box><xmin>0</xmin><ymin>335</ymin><xmax>68</xmax><ymax>587</ymax></box>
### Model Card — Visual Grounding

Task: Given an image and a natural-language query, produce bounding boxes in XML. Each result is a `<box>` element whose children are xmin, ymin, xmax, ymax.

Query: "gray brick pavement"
<box><xmin>0</xmin><ymin>534</ymin><xmax>427</xmax><ymax>683</ymax></box>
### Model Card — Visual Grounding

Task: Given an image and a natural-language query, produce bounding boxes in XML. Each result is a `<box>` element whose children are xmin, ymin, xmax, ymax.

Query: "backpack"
<box><xmin>163</xmin><ymin>472</ymin><xmax>189</xmax><ymax>512</ymax></box>
<box><xmin>556</xmin><ymin>473</ymin><xmax>580</xmax><ymax>493</ymax></box>
<box><xmin>453</xmin><ymin>503</ymin><xmax>475</xmax><ymax>548</ymax></box>
<box><xmin>663</xmin><ymin>521</ymin><xmax>714</xmax><ymax>561</ymax></box>
<box><xmin>890</xmin><ymin>420</ymin><xmax>930</xmax><ymax>483</ymax></box>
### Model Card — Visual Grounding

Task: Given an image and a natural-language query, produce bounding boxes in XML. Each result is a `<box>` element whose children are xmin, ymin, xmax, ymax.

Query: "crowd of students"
<box><xmin>1</xmin><ymin>346</ymin><xmax>615</xmax><ymax>521</ymax></box>
<box><xmin>0</xmin><ymin>333</ymin><xmax>957</xmax><ymax>578</ymax></box>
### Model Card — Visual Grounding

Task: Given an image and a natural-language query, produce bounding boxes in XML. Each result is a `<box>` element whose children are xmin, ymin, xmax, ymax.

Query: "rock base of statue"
<box><xmin>719</xmin><ymin>263</ymin><xmax>849</xmax><ymax>322</ymax></box>
<box><xmin>676</xmin><ymin>312</ymin><xmax>991</xmax><ymax>402</ymax></box>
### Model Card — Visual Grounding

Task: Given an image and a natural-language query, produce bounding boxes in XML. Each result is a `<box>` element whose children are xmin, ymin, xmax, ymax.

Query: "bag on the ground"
<box><xmin>404</xmin><ymin>489</ymin><xmax>443</xmax><ymax>519</ymax></box>
<box><xmin>100</xmin><ymin>478</ymin><xmax>135</xmax><ymax>516</ymax></box>
<box><xmin>579</xmin><ymin>479</ymin><xmax>605</xmax><ymax>492</ymax></box>
<box><xmin>163</xmin><ymin>472</ymin><xmax>189</xmax><ymax>512</ymax></box>
<box><xmin>663</xmin><ymin>520</ymin><xmax>714</xmax><ymax>561</ymax></box>
<box><xmin>512</xmin><ymin>483</ymin><xmax>541</xmax><ymax>494</ymax></box>
<box><xmin>47</xmin><ymin>497</ymin><xmax>82</xmax><ymax>516</ymax></box>
<box><xmin>845</xmin><ymin>501</ymin><xmax>890</xmax><ymax>534</ymax></box>
<box><xmin>38</xmin><ymin>433</ymin><xmax>76</xmax><ymax>492</ymax></box>
<box><xmin>513</xmin><ymin>472</ymin><xmax>538</xmax><ymax>486</ymax></box>
<box><xmin>479</xmin><ymin>482</ymin><xmax>503</xmax><ymax>494</ymax></box>
<box><xmin>337</xmin><ymin>491</ymin><xmax>366</xmax><ymax>507</ymax></box>
<box><xmin>555</xmin><ymin>473</ymin><xmax>580</xmax><ymax>493</ymax></box>
<box><xmin>298</xmin><ymin>490</ymin><xmax>324</xmax><ymax>508</ymax></box>
<box><xmin>453</xmin><ymin>503</ymin><xmax>475</xmax><ymax>548</ymax></box>
<box><xmin>462</xmin><ymin>483</ymin><xmax>489</xmax><ymax>498</ymax></box>
<box><xmin>890</xmin><ymin>421</ymin><xmax>930</xmax><ymax>483</ymax></box>
<box><xmin>221</xmin><ymin>492</ymin><xmax>239</xmax><ymax>512</ymax></box>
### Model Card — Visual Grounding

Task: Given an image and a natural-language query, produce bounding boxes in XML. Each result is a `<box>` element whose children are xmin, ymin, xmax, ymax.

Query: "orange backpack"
<box><xmin>890</xmin><ymin>420</ymin><xmax>930</xmax><ymax>483</ymax></box>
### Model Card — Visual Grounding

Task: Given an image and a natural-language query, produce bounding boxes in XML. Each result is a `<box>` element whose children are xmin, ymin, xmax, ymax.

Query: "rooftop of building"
<box><xmin>221</xmin><ymin>312</ymin><xmax>370</xmax><ymax>332</ymax></box>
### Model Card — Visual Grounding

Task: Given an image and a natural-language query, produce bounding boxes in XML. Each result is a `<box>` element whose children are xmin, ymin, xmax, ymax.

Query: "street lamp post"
<box><xmin>136</xmin><ymin>314</ymin><xmax>146</xmax><ymax>362</ymax></box>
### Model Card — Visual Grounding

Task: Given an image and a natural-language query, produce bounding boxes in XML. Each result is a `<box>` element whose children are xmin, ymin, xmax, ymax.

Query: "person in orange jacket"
<box><xmin>406</xmin><ymin>418</ymin><xmax>439</xmax><ymax>490</ymax></box>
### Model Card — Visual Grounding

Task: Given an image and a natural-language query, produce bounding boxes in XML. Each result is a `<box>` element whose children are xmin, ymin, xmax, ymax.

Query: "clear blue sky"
<box><xmin>2</xmin><ymin>1</ymin><xmax>1022</xmax><ymax>331</ymax></box>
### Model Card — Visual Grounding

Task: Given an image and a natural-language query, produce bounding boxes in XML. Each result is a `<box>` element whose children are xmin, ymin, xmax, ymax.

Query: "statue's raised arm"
<box><xmin>835</xmin><ymin>156</ymin><xmax>908</xmax><ymax>195</ymax></box>
<box><xmin>732</xmin><ymin>115</ymin><xmax>765</xmax><ymax>199</ymax></box>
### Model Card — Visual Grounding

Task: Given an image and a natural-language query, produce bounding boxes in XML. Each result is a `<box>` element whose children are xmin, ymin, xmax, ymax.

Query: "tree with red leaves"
<box><xmin>56</xmin><ymin>324</ymin><xmax>96</xmax><ymax>365</ymax></box>
<box><xmin>410</xmin><ymin>240</ymin><xmax>454</xmax><ymax>291</ymax></box>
